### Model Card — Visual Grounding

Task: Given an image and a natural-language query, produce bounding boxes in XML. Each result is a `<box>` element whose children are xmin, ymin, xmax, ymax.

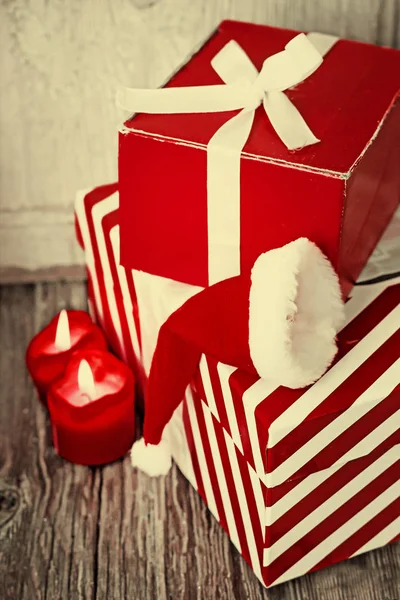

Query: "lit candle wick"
<box><xmin>55</xmin><ymin>309</ymin><xmax>71</xmax><ymax>351</ymax></box>
<box><xmin>78</xmin><ymin>359</ymin><xmax>96</xmax><ymax>402</ymax></box>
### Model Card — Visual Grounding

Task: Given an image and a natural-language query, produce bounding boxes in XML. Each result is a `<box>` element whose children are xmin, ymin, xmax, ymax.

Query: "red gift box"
<box><xmin>118</xmin><ymin>20</ymin><xmax>400</xmax><ymax>297</ymax></box>
<box><xmin>75</xmin><ymin>185</ymin><xmax>400</xmax><ymax>588</ymax></box>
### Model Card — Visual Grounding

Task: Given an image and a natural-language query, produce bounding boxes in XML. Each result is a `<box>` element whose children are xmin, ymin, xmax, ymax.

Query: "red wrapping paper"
<box><xmin>119</xmin><ymin>20</ymin><xmax>400</xmax><ymax>296</ymax></box>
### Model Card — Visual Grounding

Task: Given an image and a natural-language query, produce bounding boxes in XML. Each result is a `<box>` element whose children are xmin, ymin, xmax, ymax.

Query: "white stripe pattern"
<box><xmin>224</xmin><ymin>427</ymin><xmax>262</xmax><ymax>580</ymax></box>
<box><xmin>110</xmin><ymin>226</ymin><xmax>142</xmax><ymax>359</ymax></box>
<box><xmin>75</xmin><ymin>189</ymin><xmax>105</xmax><ymax>323</ymax></box>
<box><xmin>264</xmin><ymin>445</ymin><xmax>400</xmax><ymax>565</ymax></box>
<box><xmin>352</xmin><ymin>516</ymin><xmax>400</xmax><ymax>557</ymax></box>
<box><xmin>217</xmin><ymin>362</ymin><xmax>244</xmax><ymax>453</ymax></box>
<box><xmin>242</xmin><ymin>378</ymin><xmax>278</xmax><ymax>481</ymax></box>
<box><xmin>273</xmin><ymin>479</ymin><xmax>400</xmax><ymax>585</ymax></box>
<box><xmin>269</xmin><ymin>305</ymin><xmax>399</xmax><ymax>449</ymax></box>
<box><xmin>199</xmin><ymin>357</ymin><xmax>220</xmax><ymax>421</ymax></box>
<box><xmin>201</xmin><ymin>398</ymin><xmax>241</xmax><ymax>552</ymax></box>
<box><xmin>92</xmin><ymin>196</ymin><xmax>126</xmax><ymax>360</ymax></box>
<box><xmin>185</xmin><ymin>388</ymin><xmax>219</xmax><ymax>522</ymax></box>
<box><xmin>249</xmin><ymin>465</ymin><xmax>265</xmax><ymax>532</ymax></box>
<box><xmin>265</xmin><ymin>409</ymin><xmax>400</xmax><ymax>526</ymax></box>
<box><xmin>268</xmin><ymin>359</ymin><xmax>400</xmax><ymax>486</ymax></box>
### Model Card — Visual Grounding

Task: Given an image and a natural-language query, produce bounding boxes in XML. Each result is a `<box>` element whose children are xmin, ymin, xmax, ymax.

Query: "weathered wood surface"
<box><xmin>1</xmin><ymin>0</ymin><xmax>399</xmax><ymax>277</ymax></box>
<box><xmin>0</xmin><ymin>281</ymin><xmax>399</xmax><ymax>599</ymax></box>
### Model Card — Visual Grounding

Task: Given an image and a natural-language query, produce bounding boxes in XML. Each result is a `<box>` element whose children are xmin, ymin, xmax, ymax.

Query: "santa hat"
<box><xmin>131</xmin><ymin>238</ymin><xmax>345</xmax><ymax>476</ymax></box>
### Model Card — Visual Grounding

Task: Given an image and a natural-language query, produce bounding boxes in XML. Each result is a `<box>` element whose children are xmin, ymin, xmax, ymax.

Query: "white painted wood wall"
<box><xmin>0</xmin><ymin>0</ymin><xmax>399</xmax><ymax>281</ymax></box>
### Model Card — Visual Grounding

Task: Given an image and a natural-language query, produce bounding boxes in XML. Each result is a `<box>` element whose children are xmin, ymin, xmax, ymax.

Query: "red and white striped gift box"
<box><xmin>75</xmin><ymin>185</ymin><xmax>400</xmax><ymax>588</ymax></box>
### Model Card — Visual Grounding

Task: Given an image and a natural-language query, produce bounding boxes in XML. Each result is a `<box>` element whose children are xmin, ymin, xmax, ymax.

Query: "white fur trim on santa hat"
<box><xmin>130</xmin><ymin>437</ymin><xmax>172</xmax><ymax>477</ymax></box>
<box><xmin>249</xmin><ymin>238</ymin><xmax>345</xmax><ymax>389</ymax></box>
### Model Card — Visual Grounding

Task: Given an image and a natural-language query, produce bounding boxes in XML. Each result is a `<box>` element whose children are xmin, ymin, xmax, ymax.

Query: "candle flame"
<box><xmin>78</xmin><ymin>359</ymin><xmax>96</xmax><ymax>401</ymax></box>
<box><xmin>55</xmin><ymin>309</ymin><xmax>71</xmax><ymax>351</ymax></box>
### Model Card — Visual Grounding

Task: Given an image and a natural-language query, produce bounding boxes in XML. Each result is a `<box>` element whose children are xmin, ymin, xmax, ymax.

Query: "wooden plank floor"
<box><xmin>0</xmin><ymin>282</ymin><xmax>399</xmax><ymax>600</ymax></box>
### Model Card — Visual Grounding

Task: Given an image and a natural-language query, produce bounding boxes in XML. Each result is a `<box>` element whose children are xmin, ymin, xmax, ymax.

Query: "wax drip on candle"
<box><xmin>55</xmin><ymin>310</ymin><xmax>71</xmax><ymax>351</ymax></box>
<box><xmin>78</xmin><ymin>359</ymin><xmax>96</xmax><ymax>402</ymax></box>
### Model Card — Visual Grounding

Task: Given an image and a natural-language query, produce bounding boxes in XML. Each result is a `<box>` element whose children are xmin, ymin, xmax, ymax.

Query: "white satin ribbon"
<box><xmin>117</xmin><ymin>32</ymin><xmax>338</xmax><ymax>284</ymax></box>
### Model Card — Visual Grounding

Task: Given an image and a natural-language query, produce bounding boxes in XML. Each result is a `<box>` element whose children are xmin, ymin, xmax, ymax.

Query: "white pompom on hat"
<box><xmin>249</xmin><ymin>238</ymin><xmax>345</xmax><ymax>388</ymax></box>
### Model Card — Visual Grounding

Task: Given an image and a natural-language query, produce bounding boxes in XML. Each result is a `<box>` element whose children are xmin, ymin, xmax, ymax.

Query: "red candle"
<box><xmin>47</xmin><ymin>349</ymin><xmax>135</xmax><ymax>465</ymax></box>
<box><xmin>26</xmin><ymin>309</ymin><xmax>107</xmax><ymax>404</ymax></box>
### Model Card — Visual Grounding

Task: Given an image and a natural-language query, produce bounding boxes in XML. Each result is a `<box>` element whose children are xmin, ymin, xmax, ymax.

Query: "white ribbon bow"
<box><xmin>117</xmin><ymin>32</ymin><xmax>338</xmax><ymax>284</ymax></box>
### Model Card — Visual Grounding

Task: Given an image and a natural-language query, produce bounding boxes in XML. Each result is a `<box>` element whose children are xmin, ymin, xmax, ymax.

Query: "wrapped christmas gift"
<box><xmin>117</xmin><ymin>20</ymin><xmax>400</xmax><ymax>297</ymax></box>
<box><xmin>75</xmin><ymin>185</ymin><xmax>399</xmax><ymax>589</ymax></box>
